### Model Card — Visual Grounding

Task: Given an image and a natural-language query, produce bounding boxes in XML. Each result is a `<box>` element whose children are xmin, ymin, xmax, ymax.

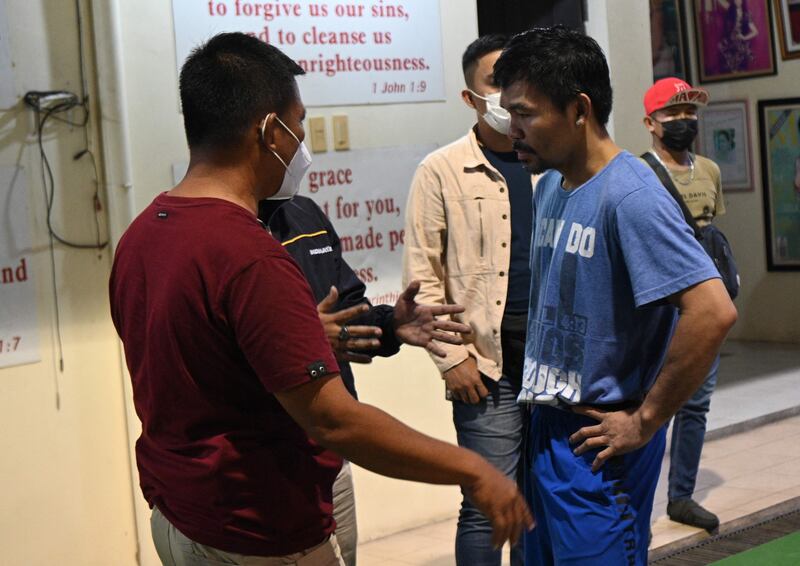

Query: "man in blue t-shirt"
<box><xmin>495</xmin><ymin>27</ymin><xmax>737</xmax><ymax>565</ymax></box>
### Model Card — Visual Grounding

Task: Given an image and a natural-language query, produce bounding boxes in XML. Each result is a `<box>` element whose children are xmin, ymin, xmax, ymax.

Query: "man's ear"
<box><xmin>574</xmin><ymin>93</ymin><xmax>592</xmax><ymax>127</ymax></box>
<box><xmin>461</xmin><ymin>89</ymin><xmax>477</xmax><ymax>110</ymax></box>
<box><xmin>259</xmin><ymin>113</ymin><xmax>279</xmax><ymax>150</ymax></box>
<box><xmin>643</xmin><ymin>115</ymin><xmax>657</xmax><ymax>134</ymax></box>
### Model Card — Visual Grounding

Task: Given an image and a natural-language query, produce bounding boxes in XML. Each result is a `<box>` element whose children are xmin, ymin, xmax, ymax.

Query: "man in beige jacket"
<box><xmin>402</xmin><ymin>35</ymin><xmax>539</xmax><ymax>566</ymax></box>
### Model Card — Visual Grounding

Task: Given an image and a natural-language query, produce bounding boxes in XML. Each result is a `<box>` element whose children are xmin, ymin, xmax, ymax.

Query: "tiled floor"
<box><xmin>359</xmin><ymin>415</ymin><xmax>800</xmax><ymax>565</ymax></box>
<box><xmin>357</xmin><ymin>340</ymin><xmax>800</xmax><ymax>565</ymax></box>
<box><xmin>708</xmin><ymin>341</ymin><xmax>800</xmax><ymax>434</ymax></box>
<box><xmin>650</xmin><ymin>415</ymin><xmax>800</xmax><ymax>550</ymax></box>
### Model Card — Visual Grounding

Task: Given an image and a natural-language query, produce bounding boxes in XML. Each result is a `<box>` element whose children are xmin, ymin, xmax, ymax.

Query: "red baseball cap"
<box><xmin>643</xmin><ymin>77</ymin><xmax>709</xmax><ymax>115</ymax></box>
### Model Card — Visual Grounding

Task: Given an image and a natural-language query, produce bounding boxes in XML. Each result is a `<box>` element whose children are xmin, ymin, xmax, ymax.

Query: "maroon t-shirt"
<box><xmin>109</xmin><ymin>194</ymin><xmax>342</xmax><ymax>556</ymax></box>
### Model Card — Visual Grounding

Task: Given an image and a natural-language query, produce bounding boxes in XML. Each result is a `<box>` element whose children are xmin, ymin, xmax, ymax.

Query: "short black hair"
<box><xmin>494</xmin><ymin>26</ymin><xmax>613</xmax><ymax>126</ymax></box>
<box><xmin>179</xmin><ymin>33</ymin><xmax>305</xmax><ymax>149</ymax></box>
<box><xmin>462</xmin><ymin>34</ymin><xmax>508</xmax><ymax>86</ymax></box>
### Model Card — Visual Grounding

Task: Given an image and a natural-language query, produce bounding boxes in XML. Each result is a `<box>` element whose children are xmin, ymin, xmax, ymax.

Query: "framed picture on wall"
<box><xmin>650</xmin><ymin>0</ymin><xmax>691</xmax><ymax>81</ymax></box>
<box><xmin>697</xmin><ymin>100</ymin><xmax>754</xmax><ymax>191</ymax></box>
<box><xmin>693</xmin><ymin>0</ymin><xmax>777</xmax><ymax>83</ymax></box>
<box><xmin>758</xmin><ymin>98</ymin><xmax>800</xmax><ymax>270</ymax></box>
<box><xmin>774</xmin><ymin>0</ymin><xmax>800</xmax><ymax>59</ymax></box>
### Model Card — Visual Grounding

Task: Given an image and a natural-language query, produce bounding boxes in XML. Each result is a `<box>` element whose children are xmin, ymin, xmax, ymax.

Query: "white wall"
<box><xmin>585</xmin><ymin>0</ymin><xmax>654</xmax><ymax>150</ymax></box>
<box><xmin>0</xmin><ymin>1</ymin><xmax>138</xmax><ymax>564</ymax></box>
<box><xmin>602</xmin><ymin>0</ymin><xmax>656</xmax><ymax>153</ymax></box>
<box><xmin>677</xmin><ymin>1</ymin><xmax>800</xmax><ymax>344</ymax></box>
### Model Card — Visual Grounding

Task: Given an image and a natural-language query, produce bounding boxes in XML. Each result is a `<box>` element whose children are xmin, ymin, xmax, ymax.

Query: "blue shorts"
<box><xmin>524</xmin><ymin>405</ymin><xmax>666</xmax><ymax>566</ymax></box>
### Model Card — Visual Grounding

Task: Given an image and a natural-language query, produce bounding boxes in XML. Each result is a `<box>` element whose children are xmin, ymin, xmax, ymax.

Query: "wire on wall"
<box><xmin>24</xmin><ymin>91</ymin><xmax>107</xmax><ymax>250</ymax></box>
<box><xmin>74</xmin><ymin>0</ymin><xmax>106</xmax><ymax>252</ymax></box>
<box><xmin>19</xmin><ymin>0</ymin><xmax>109</xmax><ymax>377</ymax></box>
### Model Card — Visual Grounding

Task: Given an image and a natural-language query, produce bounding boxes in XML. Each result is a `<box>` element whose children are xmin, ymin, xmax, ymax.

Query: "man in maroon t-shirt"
<box><xmin>110</xmin><ymin>33</ymin><xmax>533</xmax><ymax>565</ymax></box>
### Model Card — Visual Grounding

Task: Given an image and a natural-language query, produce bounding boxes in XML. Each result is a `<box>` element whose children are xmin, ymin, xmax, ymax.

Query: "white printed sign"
<box><xmin>173</xmin><ymin>144</ymin><xmax>434</xmax><ymax>304</ymax></box>
<box><xmin>171</xmin><ymin>0</ymin><xmax>445</xmax><ymax>106</ymax></box>
<box><xmin>0</xmin><ymin>167</ymin><xmax>40</xmax><ymax>368</ymax></box>
<box><xmin>0</xmin><ymin>0</ymin><xmax>16</xmax><ymax>107</ymax></box>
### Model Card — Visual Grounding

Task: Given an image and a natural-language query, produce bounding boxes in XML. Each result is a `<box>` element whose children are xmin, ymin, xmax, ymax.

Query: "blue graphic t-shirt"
<box><xmin>518</xmin><ymin>151</ymin><xmax>720</xmax><ymax>406</ymax></box>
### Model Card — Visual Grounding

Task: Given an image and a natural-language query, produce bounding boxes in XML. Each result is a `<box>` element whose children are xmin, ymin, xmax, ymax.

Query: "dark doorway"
<box><xmin>477</xmin><ymin>0</ymin><xmax>587</xmax><ymax>36</ymax></box>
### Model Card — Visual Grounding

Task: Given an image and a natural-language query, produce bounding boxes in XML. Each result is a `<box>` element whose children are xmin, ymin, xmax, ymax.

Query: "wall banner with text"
<box><xmin>0</xmin><ymin>0</ymin><xmax>16</xmax><ymax>107</ymax></box>
<box><xmin>0</xmin><ymin>167</ymin><xmax>40</xmax><ymax>369</ymax></box>
<box><xmin>171</xmin><ymin>0</ymin><xmax>445</xmax><ymax>106</ymax></box>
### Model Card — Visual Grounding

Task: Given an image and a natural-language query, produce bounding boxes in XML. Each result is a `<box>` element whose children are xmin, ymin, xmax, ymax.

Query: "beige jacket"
<box><xmin>402</xmin><ymin>128</ymin><xmax>539</xmax><ymax>380</ymax></box>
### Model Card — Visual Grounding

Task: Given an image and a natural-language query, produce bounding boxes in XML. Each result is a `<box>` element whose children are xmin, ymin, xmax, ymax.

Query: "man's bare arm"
<box><xmin>639</xmin><ymin>278</ymin><xmax>736</xmax><ymax>427</ymax></box>
<box><xmin>275</xmin><ymin>374</ymin><xmax>533</xmax><ymax>546</ymax></box>
<box><xmin>572</xmin><ymin>278</ymin><xmax>737</xmax><ymax>470</ymax></box>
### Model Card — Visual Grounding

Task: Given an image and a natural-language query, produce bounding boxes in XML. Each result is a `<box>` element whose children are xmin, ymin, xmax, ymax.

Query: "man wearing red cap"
<box><xmin>642</xmin><ymin>77</ymin><xmax>725</xmax><ymax>533</ymax></box>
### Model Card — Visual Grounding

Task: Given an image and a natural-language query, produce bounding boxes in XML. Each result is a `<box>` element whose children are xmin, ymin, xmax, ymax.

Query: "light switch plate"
<box><xmin>333</xmin><ymin>115</ymin><xmax>350</xmax><ymax>151</ymax></box>
<box><xmin>308</xmin><ymin>116</ymin><xmax>327</xmax><ymax>153</ymax></box>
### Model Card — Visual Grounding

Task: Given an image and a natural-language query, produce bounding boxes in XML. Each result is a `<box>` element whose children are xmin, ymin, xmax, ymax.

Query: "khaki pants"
<box><xmin>332</xmin><ymin>461</ymin><xmax>357</xmax><ymax>566</ymax></box>
<box><xmin>150</xmin><ymin>506</ymin><xmax>344</xmax><ymax>566</ymax></box>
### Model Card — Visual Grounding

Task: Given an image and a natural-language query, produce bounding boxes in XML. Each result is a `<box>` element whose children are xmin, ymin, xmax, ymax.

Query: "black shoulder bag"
<box><xmin>641</xmin><ymin>152</ymin><xmax>740</xmax><ymax>300</ymax></box>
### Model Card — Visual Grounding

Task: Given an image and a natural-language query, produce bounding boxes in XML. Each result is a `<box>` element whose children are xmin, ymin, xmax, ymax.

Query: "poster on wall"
<box><xmin>171</xmin><ymin>0</ymin><xmax>445</xmax><ymax>107</ymax></box>
<box><xmin>650</xmin><ymin>0</ymin><xmax>691</xmax><ymax>81</ymax></box>
<box><xmin>774</xmin><ymin>0</ymin><xmax>800</xmax><ymax>59</ymax></box>
<box><xmin>0</xmin><ymin>167</ymin><xmax>41</xmax><ymax>368</ymax></box>
<box><xmin>173</xmin><ymin>144</ymin><xmax>435</xmax><ymax>303</ymax></box>
<box><xmin>758</xmin><ymin>97</ymin><xmax>800</xmax><ymax>271</ymax></box>
<box><xmin>697</xmin><ymin>100</ymin><xmax>754</xmax><ymax>192</ymax></box>
<box><xmin>0</xmin><ymin>0</ymin><xmax>17</xmax><ymax>107</ymax></box>
<box><xmin>693</xmin><ymin>0</ymin><xmax>776</xmax><ymax>83</ymax></box>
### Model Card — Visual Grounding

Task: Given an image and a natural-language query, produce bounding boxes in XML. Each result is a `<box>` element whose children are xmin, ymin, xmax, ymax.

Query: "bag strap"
<box><xmin>640</xmin><ymin>152</ymin><xmax>702</xmax><ymax>239</ymax></box>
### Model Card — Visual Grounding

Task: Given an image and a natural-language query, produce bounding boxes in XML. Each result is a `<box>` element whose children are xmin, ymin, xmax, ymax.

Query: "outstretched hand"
<box><xmin>317</xmin><ymin>287</ymin><xmax>382</xmax><ymax>364</ymax></box>
<box><xmin>393</xmin><ymin>280</ymin><xmax>472</xmax><ymax>358</ymax></box>
<box><xmin>466</xmin><ymin>460</ymin><xmax>535</xmax><ymax>548</ymax></box>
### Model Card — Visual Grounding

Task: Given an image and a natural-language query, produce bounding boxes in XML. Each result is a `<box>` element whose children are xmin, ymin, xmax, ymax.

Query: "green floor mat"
<box><xmin>650</xmin><ymin>506</ymin><xmax>800</xmax><ymax>565</ymax></box>
<box><xmin>711</xmin><ymin>531</ymin><xmax>800</xmax><ymax>565</ymax></box>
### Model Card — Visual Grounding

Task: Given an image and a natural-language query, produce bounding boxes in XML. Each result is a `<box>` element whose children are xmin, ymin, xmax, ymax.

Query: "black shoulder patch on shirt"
<box><xmin>307</xmin><ymin>361</ymin><xmax>329</xmax><ymax>379</ymax></box>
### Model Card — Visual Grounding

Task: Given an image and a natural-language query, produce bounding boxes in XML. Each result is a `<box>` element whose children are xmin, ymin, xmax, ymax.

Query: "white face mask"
<box><xmin>469</xmin><ymin>90</ymin><xmax>511</xmax><ymax>135</ymax></box>
<box><xmin>262</xmin><ymin>115</ymin><xmax>312</xmax><ymax>200</ymax></box>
